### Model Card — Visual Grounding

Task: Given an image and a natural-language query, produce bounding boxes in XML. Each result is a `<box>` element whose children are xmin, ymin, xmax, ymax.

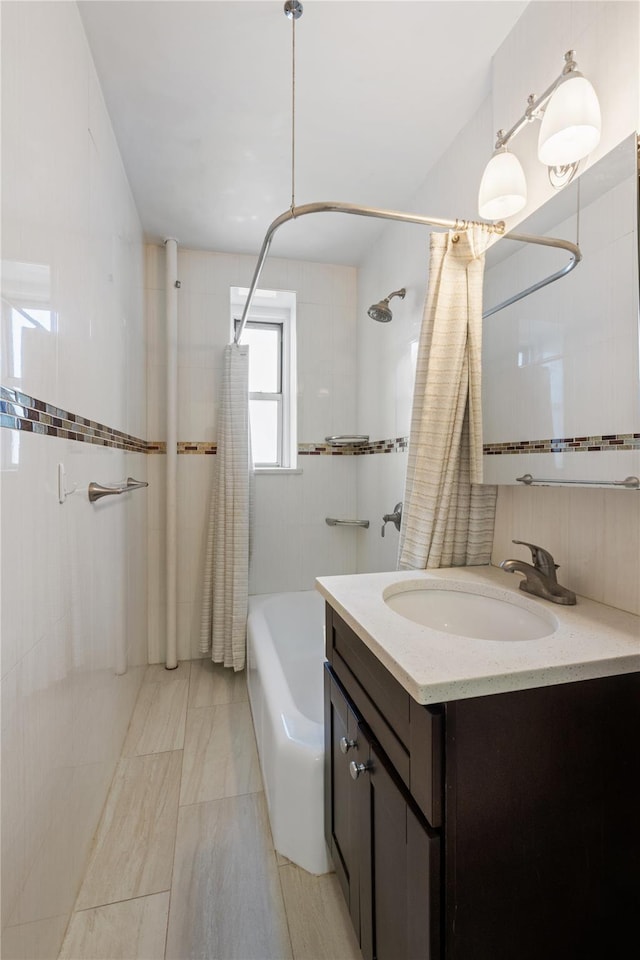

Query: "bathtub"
<box><xmin>247</xmin><ymin>590</ymin><xmax>331</xmax><ymax>875</ymax></box>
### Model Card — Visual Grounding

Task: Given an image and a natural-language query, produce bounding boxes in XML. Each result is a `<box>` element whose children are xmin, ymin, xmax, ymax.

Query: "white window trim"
<box><xmin>231</xmin><ymin>288</ymin><xmax>297</xmax><ymax>471</ymax></box>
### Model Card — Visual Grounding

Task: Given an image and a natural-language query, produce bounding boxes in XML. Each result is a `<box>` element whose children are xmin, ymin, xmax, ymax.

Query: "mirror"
<box><xmin>482</xmin><ymin>133</ymin><xmax>639</xmax><ymax>486</ymax></box>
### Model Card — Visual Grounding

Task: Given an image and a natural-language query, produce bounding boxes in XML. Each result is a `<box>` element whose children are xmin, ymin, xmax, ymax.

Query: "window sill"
<box><xmin>254</xmin><ymin>467</ymin><xmax>303</xmax><ymax>475</ymax></box>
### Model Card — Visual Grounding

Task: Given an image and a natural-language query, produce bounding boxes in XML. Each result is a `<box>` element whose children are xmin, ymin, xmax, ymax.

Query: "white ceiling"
<box><xmin>79</xmin><ymin>0</ymin><xmax>527</xmax><ymax>265</ymax></box>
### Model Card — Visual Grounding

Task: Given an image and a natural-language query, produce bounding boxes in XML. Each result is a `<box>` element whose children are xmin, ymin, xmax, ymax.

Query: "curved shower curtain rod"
<box><xmin>233</xmin><ymin>200</ymin><xmax>581</xmax><ymax>344</ymax></box>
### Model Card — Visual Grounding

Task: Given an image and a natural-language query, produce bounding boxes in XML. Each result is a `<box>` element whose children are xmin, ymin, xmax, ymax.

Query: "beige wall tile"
<box><xmin>188</xmin><ymin>659</ymin><xmax>248</xmax><ymax>708</ymax></box>
<box><xmin>492</xmin><ymin>486</ymin><xmax>640</xmax><ymax>615</ymax></box>
<box><xmin>122</xmin><ymin>673</ymin><xmax>189</xmax><ymax>756</ymax></box>
<box><xmin>75</xmin><ymin>751</ymin><xmax>181</xmax><ymax>910</ymax></box>
<box><xmin>180</xmin><ymin>701</ymin><xmax>262</xmax><ymax>806</ymax></box>
<box><xmin>279</xmin><ymin>863</ymin><xmax>362</xmax><ymax>960</ymax></box>
<box><xmin>59</xmin><ymin>892</ymin><xmax>170</xmax><ymax>960</ymax></box>
<box><xmin>166</xmin><ymin>793</ymin><xmax>292</xmax><ymax>960</ymax></box>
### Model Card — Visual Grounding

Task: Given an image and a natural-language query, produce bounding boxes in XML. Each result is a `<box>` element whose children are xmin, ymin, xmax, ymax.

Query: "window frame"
<box><xmin>231</xmin><ymin>289</ymin><xmax>297</xmax><ymax>470</ymax></box>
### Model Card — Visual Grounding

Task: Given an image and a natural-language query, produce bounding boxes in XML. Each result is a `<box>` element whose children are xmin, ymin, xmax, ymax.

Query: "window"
<box><xmin>231</xmin><ymin>287</ymin><xmax>297</xmax><ymax>469</ymax></box>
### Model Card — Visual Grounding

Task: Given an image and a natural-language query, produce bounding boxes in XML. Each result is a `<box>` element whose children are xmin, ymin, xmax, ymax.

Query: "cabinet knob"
<box><xmin>349</xmin><ymin>760</ymin><xmax>372</xmax><ymax>780</ymax></box>
<box><xmin>340</xmin><ymin>737</ymin><xmax>357</xmax><ymax>754</ymax></box>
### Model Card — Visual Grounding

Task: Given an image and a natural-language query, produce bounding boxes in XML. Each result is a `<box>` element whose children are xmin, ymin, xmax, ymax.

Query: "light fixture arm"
<box><xmin>495</xmin><ymin>50</ymin><xmax>579</xmax><ymax>151</ymax></box>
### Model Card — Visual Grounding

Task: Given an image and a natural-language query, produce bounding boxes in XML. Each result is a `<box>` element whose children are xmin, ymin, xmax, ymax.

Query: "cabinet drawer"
<box><xmin>326</xmin><ymin>604</ymin><xmax>443</xmax><ymax>828</ymax></box>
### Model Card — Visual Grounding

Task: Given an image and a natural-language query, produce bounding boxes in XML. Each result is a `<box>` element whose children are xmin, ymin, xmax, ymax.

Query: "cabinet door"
<box><xmin>324</xmin><ymin>664</ymin><xmax>368</xmax><ymax>937</ymax></box>
<box><xmin>360</xmin><ymin>743</ymin><xmax>440</xmax><ymax>960</ymax></box>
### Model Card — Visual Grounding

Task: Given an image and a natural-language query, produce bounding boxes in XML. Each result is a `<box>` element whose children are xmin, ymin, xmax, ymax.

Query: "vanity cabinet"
<box><xmin>325</xmin><ymin>668</ymin><xmax>440</xmax><ymax>960</ymax></box>
<box><xmin>324</xmin><ymin>603</ymin><xmax>640</xmax><ymax>960</ymax></box>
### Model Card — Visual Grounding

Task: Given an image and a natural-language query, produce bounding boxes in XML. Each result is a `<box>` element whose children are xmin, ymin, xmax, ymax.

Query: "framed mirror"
<box><xmin>482</xmin><ymin>132</ymin><xmax>639</xmax><ymax>487</ymax></box>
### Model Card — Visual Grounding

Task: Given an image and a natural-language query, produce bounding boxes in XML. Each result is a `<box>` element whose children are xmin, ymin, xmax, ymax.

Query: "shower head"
<box><xmin>367</xmin><ymin>288</ymin><xmax>406</xmax><ymax>323</ymax></box>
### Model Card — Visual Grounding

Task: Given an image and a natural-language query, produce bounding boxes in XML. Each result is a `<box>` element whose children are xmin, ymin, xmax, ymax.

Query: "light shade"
<box><xmin>538</xmin><ymin>73</ymin><xmax>601</xmax><ymax>167</ymax></box>
<box><xmin>478</xmin><ymin>148</ymin><xmax>527</xmax><ymax>220</ymax></box>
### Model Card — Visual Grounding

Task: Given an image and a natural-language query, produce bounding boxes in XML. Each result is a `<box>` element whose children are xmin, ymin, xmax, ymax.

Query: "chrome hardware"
<box><xmin>324</xmin><ymin>435</ymin><xmax>369</xmax><ymax>446</ymax></box>
<box><xmin>511</xmin><ymin>539</ymin><xmax>558</xmax><ymax>582</ymax></box>
<box><xmin>232</xmin><ymin>199</ymin><xmax>580</xmax><ymax>345</ymax></box>
<box><xmin>340</xmin><ymin>737</ymin><xmax>356</xmax><ymax>754</ymax></box>
<box><xmin>88</xmin><ymin>477</ymin><xmax>149</xmax><ymax>503</ymax></box>
<box><xmin>381</xmin><ymin>502</ymin><xmax>402</xmax><ymax>537</ymax></box>
<box><xmin>517</xmin><ymin>473</ymin><xmax>640</xmax><ymax>489</ymax></box>
<box><xmin>326</xmin><ymin>518</ymin><xmax>370</xmax><ymax>528</ymax></box>
<box><xmin>284</xmin><ymin>0</ymin><xmax>303</xmax><ymax>20</ymax></box>
<box><xmin>349</xmin><ymin>760</ymin><xmax>372</xmax><ymax>780</ymax></box>
<box><xmin>500</xmin><ymin>539</ymin><xmax>576</xmax><ymax>605</ymax></box>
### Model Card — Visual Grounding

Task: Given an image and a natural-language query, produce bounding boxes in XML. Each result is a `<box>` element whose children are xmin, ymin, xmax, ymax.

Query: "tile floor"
<box><xmin>58</xmin><ymin>660</ymin><xmax>362</xmax><ymax>960</ymax></box>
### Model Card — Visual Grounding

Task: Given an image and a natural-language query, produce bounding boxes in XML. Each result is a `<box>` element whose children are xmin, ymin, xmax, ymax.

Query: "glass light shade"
<box><xmin>478</xmin><ymin>148</ymin><xmax>527</xmax><ymax>220</ymax></box>
<box><xmin>538</xmin><ymin>73</ymin><xmax>601</xmax><ymax>166</ymax></box>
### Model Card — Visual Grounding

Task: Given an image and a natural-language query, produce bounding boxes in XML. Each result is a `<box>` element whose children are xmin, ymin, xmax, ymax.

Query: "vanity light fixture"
<box><xmin>478</xmin><ymin>50</ymin><xmax>601</xmax><ymax>218</ymax></box>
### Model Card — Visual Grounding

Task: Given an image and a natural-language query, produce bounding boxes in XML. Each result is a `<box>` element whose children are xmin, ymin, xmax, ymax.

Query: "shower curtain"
<box><xmin>399</xmin><ymin>227</ymin><xmax>497</xmax><ymax>570</ymax></box>
<box><xmin>200</xmin><ymin>343</ymin><xmax>252</xmax><ymax>671</ymax></box>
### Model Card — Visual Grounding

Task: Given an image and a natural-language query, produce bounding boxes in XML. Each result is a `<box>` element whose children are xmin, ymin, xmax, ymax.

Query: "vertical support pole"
<box><xmin>164</xmin><ymin>238</ymin><xmax>179</xmax><ymax>669</ymax></box>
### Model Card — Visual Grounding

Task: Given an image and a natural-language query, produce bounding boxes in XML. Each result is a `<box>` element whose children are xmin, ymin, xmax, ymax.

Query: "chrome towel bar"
<box><xmin>516</xmin><ymin>474</ymin><xmax>639</xmax><ymax>489</ymax></box>
<box><xmin>88</xmin><ymin>477</ymin><xmax>149</xmax><ymax>503</ymax></box>
<box><xmin>326</xmin><ymin>517</ymin><xmax>370</xmax><ymax>528</ymax></box>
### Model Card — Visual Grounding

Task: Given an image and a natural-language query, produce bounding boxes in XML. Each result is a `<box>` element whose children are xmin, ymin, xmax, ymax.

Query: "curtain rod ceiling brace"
<box><xmin>233</xmin><ymin>201</ymin><xmax>581</xmax><ymax>344</ymax></box>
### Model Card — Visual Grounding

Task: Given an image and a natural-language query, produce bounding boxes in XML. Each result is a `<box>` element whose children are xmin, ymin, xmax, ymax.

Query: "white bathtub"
<box><xmin>247</xmin><ymin>590</ymin><xmax>331</xmax><ymax>875</ymax></box>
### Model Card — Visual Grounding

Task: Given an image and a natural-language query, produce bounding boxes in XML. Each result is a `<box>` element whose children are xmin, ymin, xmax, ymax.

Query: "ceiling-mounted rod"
<box><xmin>233</xmin><ymin>201</ymin><xmax>505</xmax><ymax>344</ymax></box>
<box><xmin>232</xmin><ymin>200</ymin><xmax>581</xmax><ymax>344</ymax></box>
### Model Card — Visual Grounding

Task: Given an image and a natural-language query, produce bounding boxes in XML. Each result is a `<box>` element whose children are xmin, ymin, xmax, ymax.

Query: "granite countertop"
<box><xmin>315</xmin><ymin>565</ymin><xmax>640</xmax><ymax>705</ymax></box>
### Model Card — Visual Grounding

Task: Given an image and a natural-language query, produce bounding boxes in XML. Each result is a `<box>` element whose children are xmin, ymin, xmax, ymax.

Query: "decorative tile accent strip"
<box><xmin>298</xmin><ymin>437</ymin><xmax>409</xmax><ymax>456</ymax></box>
<box><xmin>6</xmin><ymin>390</ymin><xmax>634</xmax><ymax>460</ymax></box>
<box><xmin>483</xmin><ymin>434</ymin><xmax>640</xmax><ymax>455</ymax></box>
<box><xmin>178</xmin><ymin>442</ymin><xmax>217</xmax><ymax>455</ymax></box>
<box><xmin>1</xmin><ymin>386</ymin><xmax>150</xmax><ymax>452</ymax></box>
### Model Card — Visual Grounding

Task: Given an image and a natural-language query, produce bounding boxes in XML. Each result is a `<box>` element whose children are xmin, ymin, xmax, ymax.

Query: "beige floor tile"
<box><xmin>59</xmin><ymin>892</ymin><xmax>170</xmax><ymax>960</ymax></box>
<box><xmin>279</xmin><ymin>863</ymin><xmax>362</xmax><ymax>960</ymax></box>
<box><xmin>144</xmin><ymin>661</ymin><xmax>191</xmax><ymax>685</ymax></box>
<box><xmin>122</xmin><ymin>672</ymin><xmax>189</xmax><ymax>756</ymax></box>
<box><xmin>179</xmin><ymin>701</ymin><xmax>262</xmax><ymax>805</ymax></box>
<box><xmin>166</xmin><ymin>793</ymin><xmax>293</xmax><ymax>960</ymax></box>
<box><xmin>75</xmin><ymin>752</ymin><xmax>182</xmax><ymax>910</ymax></box>
<box><xmin>188</xmin><ymin>658</ymin><xmax>248</xmax><ymax>708</ymax></box>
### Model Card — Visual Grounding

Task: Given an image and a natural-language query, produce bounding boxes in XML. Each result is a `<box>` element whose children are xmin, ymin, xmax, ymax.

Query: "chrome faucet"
<box><xmin>500</xmin><ymin>539</ymin><xmax>576</xmax><ymax>605</ymax></box>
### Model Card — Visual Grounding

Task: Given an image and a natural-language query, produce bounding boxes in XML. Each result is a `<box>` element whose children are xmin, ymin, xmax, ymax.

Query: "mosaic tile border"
<box><xmin>1</xmin><ymin>387</ymin><xmax>150</xmax><ymax>453</ymax></box>
<box><xmin>483</xmin><ymin>434</ymin><xmax>640</xmax><ymax>455</ymax></box>
<box><xmin>298</xmin><ymin>437</ymin><xmax>409</xmax><ymax>456</ymax></box>
<box><xmin>3</xmin><ymin>389</ymin><xmax>637</xmax><ymax>457</ymax></box>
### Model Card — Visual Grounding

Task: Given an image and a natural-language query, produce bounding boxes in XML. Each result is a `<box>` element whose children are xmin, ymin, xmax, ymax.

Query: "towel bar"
<box><xmin>88</xmin><ymin>477</ymin><xmax>149</xmax><ymax>503</ymax></box>
<box><xmin>516</xmin><ymin>474</ymin><xmax>639</xmax><ymax>489</ymax></box>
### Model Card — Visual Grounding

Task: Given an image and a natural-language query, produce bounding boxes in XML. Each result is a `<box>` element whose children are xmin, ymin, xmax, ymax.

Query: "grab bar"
<box><xmin>516</xmin><ymin>473</ymin><xmax>639</xmax><ymax>489</ymax></box>
<box><xmin>88</xmin><ymin>477</ymin><xmax>149</xmax><ymax>503</ymax></box>
<box><xmin>325</xmin><ymin>517</ymin><xmax>370</xmax><ymax>528</ymax></box>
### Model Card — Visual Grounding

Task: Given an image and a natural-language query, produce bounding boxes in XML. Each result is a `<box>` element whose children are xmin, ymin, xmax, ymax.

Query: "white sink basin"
<box><xmin>383</xmin><ymin>583</ymin><xmax>556</xmax><ymax>641</ymax></box>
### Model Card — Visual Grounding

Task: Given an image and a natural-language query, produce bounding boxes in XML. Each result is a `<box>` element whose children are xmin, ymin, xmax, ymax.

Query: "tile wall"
<box><xmin>146</xmin><ymin>245</ymin><xmax>358</xmax><ymax>663</ymax></box>
<box><xmin>355</xmin><ymin>0</ymin><xmax>640</xmax><ymax>613</ymax></box>
<box><xmin>1</xmin><ymin>4</ymin><xmax>147</xmax><ymax>958</ymax></box>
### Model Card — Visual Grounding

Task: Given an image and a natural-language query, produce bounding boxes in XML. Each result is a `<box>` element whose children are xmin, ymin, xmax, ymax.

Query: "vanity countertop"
<box><xmin>316</xmin><ymin>565</ymin><xmax>640</xmax><ymax>704</ymax></box>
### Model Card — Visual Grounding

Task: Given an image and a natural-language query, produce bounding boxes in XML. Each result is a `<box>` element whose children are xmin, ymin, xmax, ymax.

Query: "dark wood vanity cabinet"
<box><xmin>325</xmin><ymin>668</ymin><xmax>440</xmax><ymax>960</ymax></box>
<box><xmin>324</xmin><ymin>603</ymin><xmax>640</xmax><ymax>960</ymax></box>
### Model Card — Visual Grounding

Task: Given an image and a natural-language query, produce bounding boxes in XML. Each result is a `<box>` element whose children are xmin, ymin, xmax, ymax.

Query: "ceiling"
<box><xmin>79</xmin><ymin>0</ymin><xmax>527</xmax><ymax>265</ymax></box>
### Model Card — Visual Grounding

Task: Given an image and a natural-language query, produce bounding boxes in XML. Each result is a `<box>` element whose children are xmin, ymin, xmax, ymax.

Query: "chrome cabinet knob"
<box><xmin>340</xmin><ymin>737</ymin><xmax>357</xmax><ymax>754</ymax></box>
<box><xmin>349</xmin><ymin>760</ymin><xmax>372</xmax><ymax>780</ymax></box>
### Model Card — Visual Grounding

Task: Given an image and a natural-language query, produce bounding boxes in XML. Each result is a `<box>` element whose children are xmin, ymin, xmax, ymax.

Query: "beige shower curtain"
<box><xmin>398</xmin><ymin>227</ymin><xmax>497</xmax><ymax>570</ymax></box>
<box><xmin>200</xmin><ymin>343</ymin><xmax>252</xmax><ymax>670</ymax></box>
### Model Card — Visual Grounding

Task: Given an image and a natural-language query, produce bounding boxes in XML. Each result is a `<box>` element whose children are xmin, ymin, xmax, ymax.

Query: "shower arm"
<box><xmin>233</xmin><ymin>200</ymin><xmax>581</xmax><ymax>344</ymax></box>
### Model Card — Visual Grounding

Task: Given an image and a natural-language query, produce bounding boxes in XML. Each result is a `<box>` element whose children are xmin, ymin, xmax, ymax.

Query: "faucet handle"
<box><xmin>512</xmin><ymin>540</ymin><xmax>559</xmax><ymax>581</ymax></box>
